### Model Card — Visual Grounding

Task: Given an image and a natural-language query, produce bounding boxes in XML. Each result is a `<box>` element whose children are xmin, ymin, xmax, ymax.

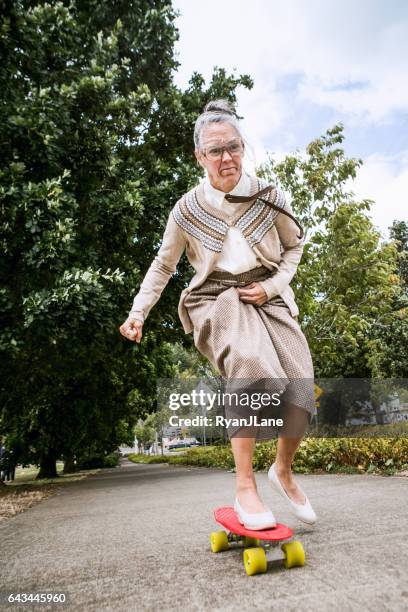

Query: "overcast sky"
<box><xmin>172</xmin><ymin>0</ymin><xmax>407</xmax><ymax>239</ymax></box>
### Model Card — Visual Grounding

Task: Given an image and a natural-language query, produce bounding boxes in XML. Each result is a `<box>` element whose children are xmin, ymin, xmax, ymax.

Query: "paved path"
<box><xmin>0</xmin><ymin>459</ymin><xmax>407</xmax><ymax>612</ymax></box>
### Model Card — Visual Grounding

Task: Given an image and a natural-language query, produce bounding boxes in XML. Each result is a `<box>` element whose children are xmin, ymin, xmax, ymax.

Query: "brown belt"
<box><xmin>207</xmin><ymin>266</ymin><xmax>275</xmax><ymax>287</ymax></box>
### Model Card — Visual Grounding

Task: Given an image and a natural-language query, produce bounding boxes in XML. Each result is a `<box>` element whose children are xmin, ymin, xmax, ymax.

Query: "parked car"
<box><xmin>168</xmin><ymin>441</ymin><xmax>191</xmax><ymax>451</ymax></box>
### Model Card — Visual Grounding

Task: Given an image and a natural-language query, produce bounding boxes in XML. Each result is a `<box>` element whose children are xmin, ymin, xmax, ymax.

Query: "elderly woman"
<box><xmin>119</xmin><ymin>100</ymin><xmax>317</xmax><ymax>529</ymax></box>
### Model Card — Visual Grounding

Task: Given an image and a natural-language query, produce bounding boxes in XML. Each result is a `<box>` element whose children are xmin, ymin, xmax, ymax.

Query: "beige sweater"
<box><xmin>129</xmin><ymin>174</ymin><xmax>304</xmax><ymax>334</ymax></box>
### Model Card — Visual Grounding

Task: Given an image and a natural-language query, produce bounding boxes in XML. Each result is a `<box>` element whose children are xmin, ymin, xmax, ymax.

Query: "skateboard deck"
<box><xmin>211</xmin><ymin>506</ymin><xmax>305</xmax><ymax>576</ymax></box>
<box><xmin>214</xmin><ymin>506</ymin><xmax>293</xmax><ymax>541</ymax></box>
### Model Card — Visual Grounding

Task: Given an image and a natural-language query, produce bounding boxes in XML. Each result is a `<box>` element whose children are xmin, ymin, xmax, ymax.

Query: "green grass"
<box><xmin>6</xmin><ymin>462</ymin><xmax>100</xmax><ymax>487</ymax></box>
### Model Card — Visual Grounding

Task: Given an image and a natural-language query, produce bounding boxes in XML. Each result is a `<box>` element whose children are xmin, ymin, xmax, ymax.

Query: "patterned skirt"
<box><xmin>183</xmin><ymin>266</ymin><xmax>316</xmax><ymax>440</ymax></box>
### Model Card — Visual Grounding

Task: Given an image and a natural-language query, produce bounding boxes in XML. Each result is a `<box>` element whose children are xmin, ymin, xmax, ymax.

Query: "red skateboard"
<box><xmin>210</xmin><ymin>506</ymin><xmax>305</xmax><ymax>576</ymax></box>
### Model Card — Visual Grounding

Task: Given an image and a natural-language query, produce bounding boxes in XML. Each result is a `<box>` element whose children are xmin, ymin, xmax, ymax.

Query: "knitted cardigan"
<box><xmin>129</xmin><ymin>174</ymin><xmax>304</xmax><ymax>334</ymax></box>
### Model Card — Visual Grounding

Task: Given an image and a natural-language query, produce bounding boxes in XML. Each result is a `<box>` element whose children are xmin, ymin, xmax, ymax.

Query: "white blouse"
<box><xmin>203</xmin><ymin>172</ymin><xmax>263</xmax><ymax>274</ymax></box>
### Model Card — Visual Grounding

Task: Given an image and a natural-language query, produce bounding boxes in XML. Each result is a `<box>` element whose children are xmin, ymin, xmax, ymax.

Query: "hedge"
<box><xmin>128</xmin><ymin>437</ymin><xmax>408</xmax><ymax>475</ymax></box>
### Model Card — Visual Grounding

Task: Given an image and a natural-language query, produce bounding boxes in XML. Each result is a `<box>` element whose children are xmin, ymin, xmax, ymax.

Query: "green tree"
<box><xmin>259</xmin><ymin>124</ymin><xmax>407</xmax><ymax>423</ymax></box>
<box><xmin>389</xmin><ymin>220</ymin><xmax>408</xmax><ymax>290</ymax></box>
<box><xmin>367</xmin><ymin>220</ymin><xmax>408</xmax><ymax>380</ymax></box>
<box><xmin>134</xmin><ymin>416</ymin><xmax>156</xmax><ymax>454</ymax></box>
<box><xmin>306</xmin><ymin>202</ymin><xmax>400</xmax><ymax>379</ymax></box>
<box><xmin>0</xmin><ymin>1</ymin><xmax>252</xmax><ymax>476</ymax></box>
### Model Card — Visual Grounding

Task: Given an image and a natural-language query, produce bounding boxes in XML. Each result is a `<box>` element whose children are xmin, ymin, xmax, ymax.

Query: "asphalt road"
<box><xmin>0</xmin><ymin>458</ymin><xmax>407</xmax><ymax>612</ymax></box>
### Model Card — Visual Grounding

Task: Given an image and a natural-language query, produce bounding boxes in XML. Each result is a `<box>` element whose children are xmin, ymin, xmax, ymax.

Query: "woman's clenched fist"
<box><xmin>119</xmin><ymin>317</ymin><xmax>143</xmax><ymax>343</ymax></box>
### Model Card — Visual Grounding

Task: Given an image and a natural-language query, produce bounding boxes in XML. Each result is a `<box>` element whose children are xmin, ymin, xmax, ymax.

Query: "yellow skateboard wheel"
<box><xmin>281</xmin><ymin>540</ymin><xmax>305</xmax><ymax>569</ymax></box>
<box><xmin>243</xmin><ymin>547</ymin><xmax>267</xmax><ymax>576</ymax></box>
<box><xmin>210</xmin><ymin>531</ymin><xmax>229</xmax><ymax>553</ymax></box>
<box><xmin>243</xmin><ymin>536</ymin><xmax>260</xmax><ymax>548</ymax></box>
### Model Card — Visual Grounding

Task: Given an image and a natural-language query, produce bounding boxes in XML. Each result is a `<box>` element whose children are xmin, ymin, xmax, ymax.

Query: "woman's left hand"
<box><xmin>236</xmin><ymin>282</ymin><xmax>268</xmax><ymax>306</ymax></box>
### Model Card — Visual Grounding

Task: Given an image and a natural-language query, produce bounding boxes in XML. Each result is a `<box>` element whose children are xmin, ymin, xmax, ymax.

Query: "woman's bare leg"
<box><xmin>274</xmin><ymin>437</ymin><xmax>306</xmax><ymax>504</ymax></box>
<box><xmin>274</xmin><ymin>402</ymin><xmax>310</xmax><ymax>504</ymax></box>
<box><xmin>230</xmin><ymin>433</ymin><xmax>269</xmax><ymax>513</ymax></box>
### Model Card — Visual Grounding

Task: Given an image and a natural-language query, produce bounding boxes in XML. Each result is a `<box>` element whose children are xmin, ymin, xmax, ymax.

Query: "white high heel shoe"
<box><xmin>234</xmin><ymin>497</ymin><xmax>277</xmax><ymax>530</ymax></box>
<box><xmin>268</xmin><ymin>462</ymin><xmax>317</xmax><ymax>525</ymax></box>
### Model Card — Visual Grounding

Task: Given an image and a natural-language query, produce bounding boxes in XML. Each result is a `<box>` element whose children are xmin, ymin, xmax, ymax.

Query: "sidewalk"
<box><xmin>0</xmin><ymin>458</ymin><xmax>407</xmax><ymax>611</ymax></box>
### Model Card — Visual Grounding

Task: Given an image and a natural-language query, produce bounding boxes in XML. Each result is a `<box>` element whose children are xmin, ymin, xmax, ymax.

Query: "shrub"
<box><xmin>76</xmin><ymin>451</ymin><xmax>120</xmax><ymax>470</ymax></box>
<box><xmin>128</xmin><ymin>438</ymin><xmax>408</xmax><ymax>475</ymax></box>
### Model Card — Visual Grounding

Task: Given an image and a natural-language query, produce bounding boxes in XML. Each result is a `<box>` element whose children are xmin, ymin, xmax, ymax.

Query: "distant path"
<box><xmin>0</xmin><ymin>458</ymin><xmax>407</xmax><ymax>611</ymax></box>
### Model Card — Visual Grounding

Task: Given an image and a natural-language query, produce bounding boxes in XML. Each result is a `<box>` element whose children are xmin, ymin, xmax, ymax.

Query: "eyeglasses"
<box><xmin>201</xmin><ymin>138</ymin><xmax>244</xmax><ymax>161</ymax></box>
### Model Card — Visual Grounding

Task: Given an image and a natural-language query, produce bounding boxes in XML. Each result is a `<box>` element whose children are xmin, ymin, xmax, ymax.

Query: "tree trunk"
<box><xmin>373</xmin><ymin>398</ymin><xmax>385</xmax><ymax>426</ymax></box>
<box><xmin>369</xmin><ymin>380</ymin><xmax>385</xmax><ymax>426</ymax></box>
<box><xmin>37</xmin><ymin>451</ymin><xmax>58</xmax><ymax>479</ymax></box>
<box><xmin>63</xmin><ymin>452</ymin><xmax>76</xmax><ymax>474</ymax></box>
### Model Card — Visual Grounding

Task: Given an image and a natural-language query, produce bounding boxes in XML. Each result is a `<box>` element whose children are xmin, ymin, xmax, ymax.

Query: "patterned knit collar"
<box><xmin>172</xmin><ymin>175</ymin><xmax>285</xmax><ymax>253</ymax></box>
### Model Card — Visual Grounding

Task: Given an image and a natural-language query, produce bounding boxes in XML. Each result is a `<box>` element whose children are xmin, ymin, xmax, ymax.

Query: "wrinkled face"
<box><xmin>195</xmin><ymin>122</ymin><xmax>244</xmax><ymax>192</ymax></box>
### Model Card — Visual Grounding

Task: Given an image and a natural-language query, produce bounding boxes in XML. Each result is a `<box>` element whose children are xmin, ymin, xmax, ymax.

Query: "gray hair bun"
<box><xmin>203</xmin><ymin>99</ymin><xmax>234</xmax><ymax>115</ymax></box>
